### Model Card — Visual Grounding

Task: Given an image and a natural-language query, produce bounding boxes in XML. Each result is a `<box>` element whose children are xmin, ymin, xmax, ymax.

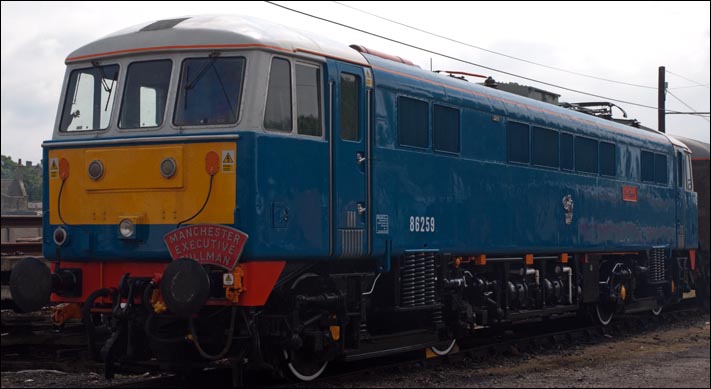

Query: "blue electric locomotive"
<box><xmin>10</xmin><ymin>15</ymin><xmax>702</xmax><ymax>381</ymax></box>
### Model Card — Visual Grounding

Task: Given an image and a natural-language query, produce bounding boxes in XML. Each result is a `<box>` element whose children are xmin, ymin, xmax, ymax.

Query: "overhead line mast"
<box><xmin>659</xmin><ymin>66</ymin><xmax>666</xmax><ymax>133</ymax></box>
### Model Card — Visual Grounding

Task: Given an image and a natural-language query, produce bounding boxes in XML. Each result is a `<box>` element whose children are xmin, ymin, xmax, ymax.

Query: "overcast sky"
<box><xmin>1</xmin><ymin>1</ymin><xmax>709</xmax><ymax>164</ymax></box>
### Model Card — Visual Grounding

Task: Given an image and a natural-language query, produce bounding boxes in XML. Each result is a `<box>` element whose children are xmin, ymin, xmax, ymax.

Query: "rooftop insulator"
<box><xmin>484</xmin><ymin>76</ymin><xmax>498</xmax><ymax>88</ymax></box>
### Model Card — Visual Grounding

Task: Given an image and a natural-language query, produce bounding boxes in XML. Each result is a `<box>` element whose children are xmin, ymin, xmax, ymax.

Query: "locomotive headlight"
<box><xmin>87</xmin><ymin>160</ymin><xmax>104</xmax><ymax>181</ymax></box>
<box><xmin>119</xmin><ymin>219</ymin><xmax>135</xmax><ymax>239</ymax></box>
<box><xmin>160</xmin><ymin>157</ymin><xmax>177</xmax><ymax>178</ymax></box>
<box><xmin>53</xmin><ymin>226</ymin><xmax>68</xmax><ymax>246</ymax></box>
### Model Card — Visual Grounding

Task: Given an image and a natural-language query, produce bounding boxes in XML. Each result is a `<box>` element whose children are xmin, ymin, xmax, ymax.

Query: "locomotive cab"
<box><xmin>11</xmin><ymin>15</ymin><xmax>371</xmax><ymax>380</ymax></box>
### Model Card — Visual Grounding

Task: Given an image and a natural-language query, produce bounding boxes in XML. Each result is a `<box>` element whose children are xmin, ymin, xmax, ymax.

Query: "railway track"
<box><xmin>2</xmin><ymin>307</ymin><xmax>87</xmax><ymax>373</ymax></box>
<box><xmin>280</xmin><ymin>302</ymin><xmax>705</xmax><ymax>389</ymax></box>
<box><xmin>1</xmin><ymin>300</ymin><xmax>704</xmax><ymax>388</ymax></box>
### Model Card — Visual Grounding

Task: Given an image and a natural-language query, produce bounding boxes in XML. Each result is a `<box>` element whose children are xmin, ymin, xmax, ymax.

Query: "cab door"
<box><xmin>675</xmin><ymin>149</ymin><xmax>687</xmax><ymax>248</ymax></box>
<box><xmin>683</xmin><ymin>152</ymin><xmax>698</xmax><ymax>249</ymax></box>
<box><xmin>330</xmin><ymin>62</ymin><xmax>371</xmax><ymax>257</ymax></box>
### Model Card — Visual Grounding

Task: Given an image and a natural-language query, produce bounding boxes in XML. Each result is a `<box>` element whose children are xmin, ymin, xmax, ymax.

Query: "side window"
<box><xmin>295</xmin><ymin>63</ymin><xmax>322</xmax><ymax>136</ymax></box>
<box><xmin>531</xmin><ymin>126</ymin><xmax>558</xmax><ymax>168</ymax></box>
<box><xmin>677</xmin><ymin>152</ymin><xmax>683</xmax><ymax>188</ymax></box>
<box><xmin>433</xmin><ymin>105</ymin><xmax>460</xmax><ymax>153</ymax></box>
<box><xmin>685</xmin><ymin>154</ymin><xmax>694</xmax><ymax>190</ymax></box>
<box><xmin>507</xmin><ymin>121</ymin><xmax>529</xmax><ymax>164</ymax></box>
<box><xmin>641</xmin><ymin>150</ymin><xmax>654</xmax><ymax>182</ymax></box>
<box><xmin>398</xmin><ymin>97</ymin><xmax>428</xmax><ymax>148</ymax></box>
<box><xmin>560</xmin><ymin>133</ymin><xmax>574</xmax><ymax>171</ymax></box>
<box><xmin>264</xmin><ymin>58</ymin><xmax>292</xmax><ymax>132</ymax></box>
<box><xmin>654</xmin><ymin>153</ymin><xmax>668</xmax><ymax>185</ymax></box>
<box><xmin>340</xmin><ymin>73</ymin><xmax>360</xmax><ymax>141</ymax></box>
<box><xmin>599</xmin><ymin>141</ymin><xmax>616</xmax><ymax>176</ymax></box>
<box><xmin>119</xmin><ymin>60</ymin><xmax>172</xmax><ymax>129</ymax></box>
<box><xmin>174</xmin><ymin>56</ymin><xmax>245</xmax><ymax>126</ymax></box>
<box><xmin>60</xmin><ymin>64</ymin><xmax>119</xmax><ymax>132</ymax></box>
<box><xmin>575</xmin><ymin>136</ymin><xmax>598</xmax><ymax>174</ymax></box>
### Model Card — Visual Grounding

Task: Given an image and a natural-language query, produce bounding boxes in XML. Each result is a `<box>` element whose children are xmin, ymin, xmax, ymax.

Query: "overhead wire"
<box><xmin>333</xmin><ymin>1</ymin><xmax>658</xmax><ymax>90</ymax></box>
<box><xmin>670</xmin><ymin>84</ymin><xmax>710</xmax><ymax>90</ymax></box>
<box><xmin>667</xmin><ymin>90</ymin><xmax>710</xmax><ymax>123</ymax></box>
<box><xmin>266</xmin><ymin>1</ymin><xmax>686</xmax><ymax>113</ymax></box>
<box><xmin>268</xmin><ymin>1</ymin><xmax>711</xmax><ymax>124</ymax></box>
<box><xmin>666</xmin><ymin>69</ymin><xmax>710</xmax><ymax>89</ymax></box>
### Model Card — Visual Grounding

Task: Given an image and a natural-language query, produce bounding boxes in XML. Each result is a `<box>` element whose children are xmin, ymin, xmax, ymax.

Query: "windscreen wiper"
<box><xmin>209</xmin><ymin>60</ymin><xmax>237</xmax><ymax>122</ymax></box>
<box><xmin>184</xmin><ymin>51</ymin><xmax>221</xmax><ymax>110</ymax></box>
<box><xmin>91</xmin><ymin>61</ymin><xmax>117</xmax><ymax>111</ymax></box>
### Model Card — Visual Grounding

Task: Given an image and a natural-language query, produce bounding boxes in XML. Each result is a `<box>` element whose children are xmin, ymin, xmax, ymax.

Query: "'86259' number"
<box><xmin>409</xmin><ymin>216</ymin><xmax>435</xmax><ymax>232</ymax></box>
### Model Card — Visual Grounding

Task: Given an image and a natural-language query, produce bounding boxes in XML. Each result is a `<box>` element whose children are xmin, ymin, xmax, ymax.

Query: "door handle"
<box><xmin>357</xmin><ymin>203</ymin><xmax>367</xmax><ymax>215</ymax></box>
<box><xmin>356</xmin><ymin>152</ymin><xmax>366</xmax><ymax>165</ymax></box>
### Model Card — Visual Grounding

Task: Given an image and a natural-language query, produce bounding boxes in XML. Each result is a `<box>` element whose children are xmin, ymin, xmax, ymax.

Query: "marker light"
<box><xmin>59</xmin><ymin>158</ymin><xmax>70</xmax><ymax>180</ymax></box>
<box><xmin>119</xmin><ymin>219</ymin><xmax>135</xmax><ymax>239</ymax></box>
<box><xmin>205</xmin><ymin>151</ymin><xmax>219</xmax><ymax>176</ymax></box>
<box><xmin>53</xmin><ymin>226</ymin><xmax>68</xmax><ymax>246</ymax></box>
<box><xmin>88</xmin><ymin>160</ymin><xmax>104</xmax><ymax>181</ymax></box>
<box><xmin>160</xmin><ymin>157</ymin><xmax>177</xmax><ymax>178</ymax></box>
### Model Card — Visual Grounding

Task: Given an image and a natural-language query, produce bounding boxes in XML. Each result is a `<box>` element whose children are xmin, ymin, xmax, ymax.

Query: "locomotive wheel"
<box><xmin>430</xmin><ymin>339</ymin><xmax>457</xmax><ymax>356</ymax></box>
<box><xmin>594</xmin><ymin>303</ymin><xmax>614</xmax><ymax>326</ymax></box>
<box><xmin>281</xmin><ymin>273</ymin><xmax>330</xmax><ymax>382</ymax></box>
<box><xmin>282</xmin><ymin>349</ymin><xmax>329</xmax><ymax>382</ymax></box>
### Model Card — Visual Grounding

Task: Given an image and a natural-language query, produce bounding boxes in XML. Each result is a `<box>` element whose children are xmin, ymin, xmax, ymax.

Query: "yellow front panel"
<box><xmin>48</xmin><ymin>142</ymin><xmax>236</xmax><ymax>225</ymax></box>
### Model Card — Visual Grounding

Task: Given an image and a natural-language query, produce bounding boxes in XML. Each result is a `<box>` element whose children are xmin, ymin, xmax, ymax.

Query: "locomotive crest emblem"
<box><xmin>562</xmin><ymin>195</ymin><xmax>574</xmax><ymax>225</ymax></box>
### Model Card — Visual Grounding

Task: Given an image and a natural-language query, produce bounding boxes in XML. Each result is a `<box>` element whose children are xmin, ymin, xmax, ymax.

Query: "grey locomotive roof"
<box><xmin>66</xmin><ymin>14</ymin><xmax>368</xmax><ymax>65</ymax></box>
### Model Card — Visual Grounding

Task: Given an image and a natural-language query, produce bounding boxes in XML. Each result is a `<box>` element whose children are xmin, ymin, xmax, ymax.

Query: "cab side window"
<box><xmin>264</xmin><ymin>58</ymin><xmax>323</xmax><ymax>136</ymax></box>
<box><xmin>264</xmin><ymin>58</ymin><xmax>292</xmax><ymax>132</ymax></box>
<box><xmin>685</xmin><ymin>154</ymin><xmax>694</xmax><ymax>191</ymax></box>
<box><xmin>677</xmin><ymin>152</ymin><xmax>684</xmax><ymax>188</ymax></box>
<box><xmin>296</xmin><ymin>64</ymin><xmax>322</xmax><ymax>136</ymax></box>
